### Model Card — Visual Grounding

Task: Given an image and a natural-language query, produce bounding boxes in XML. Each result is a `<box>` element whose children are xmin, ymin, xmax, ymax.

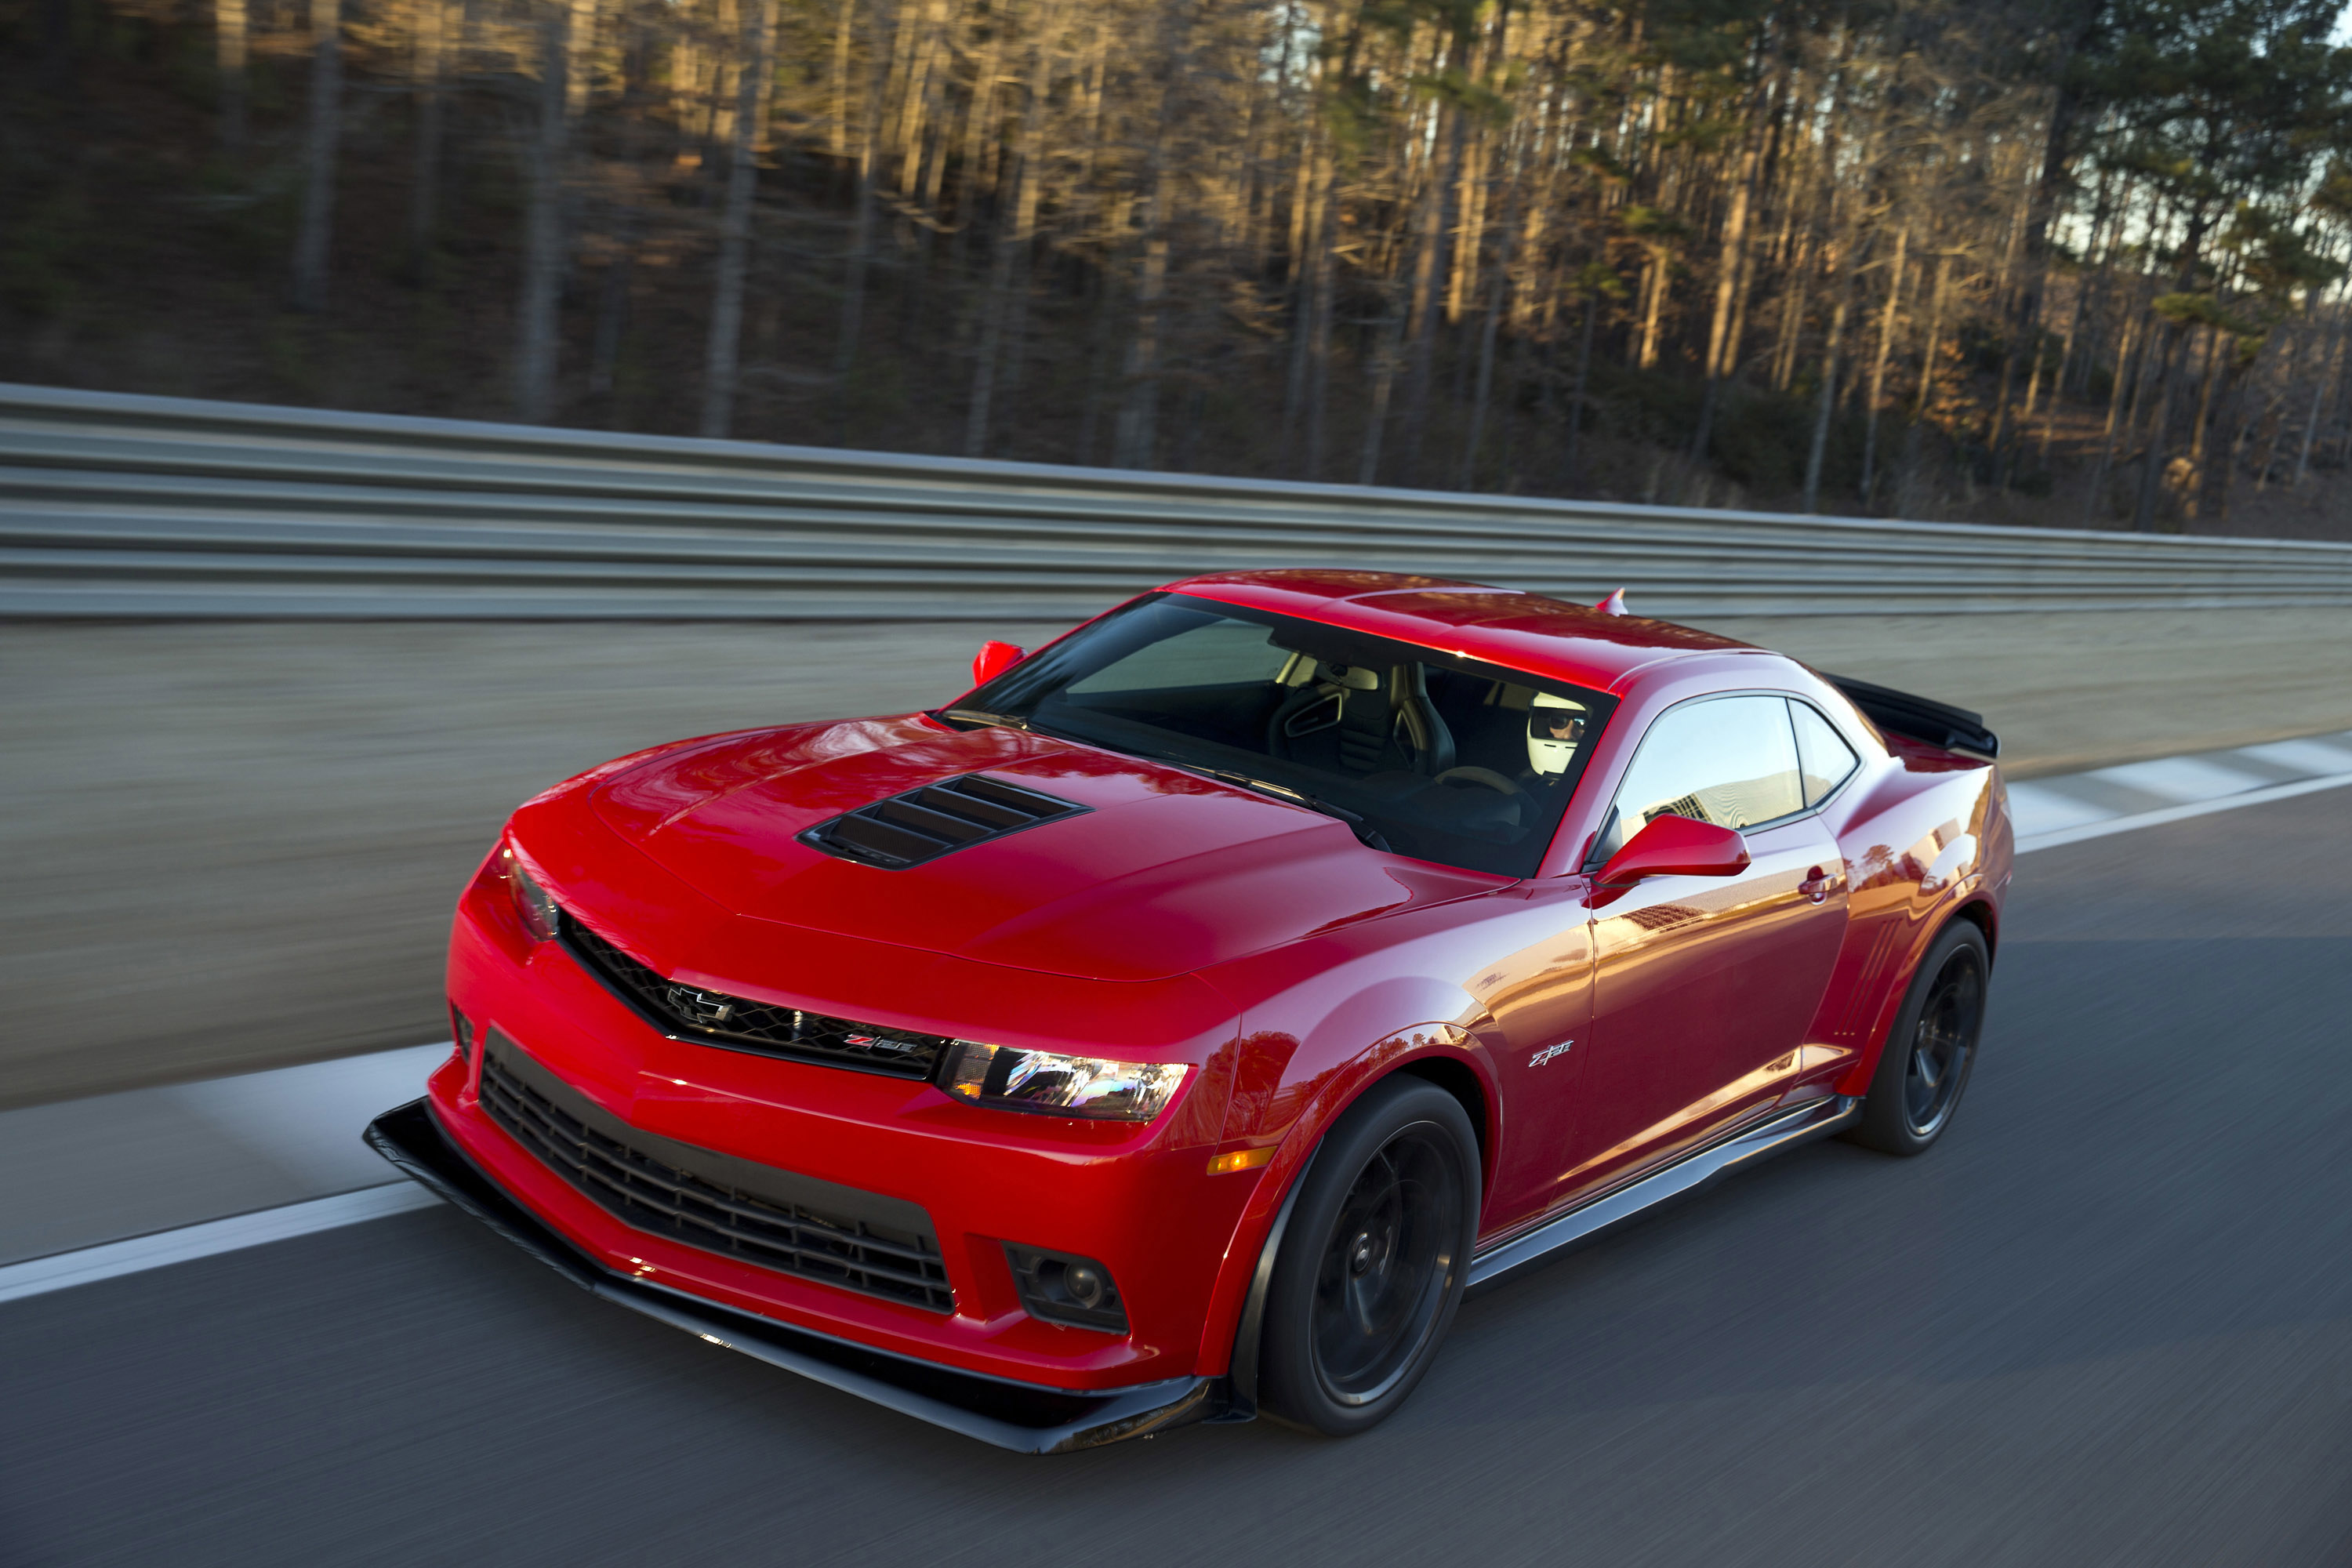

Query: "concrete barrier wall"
<box><xmin>5</xmin><ymin>382</ymin><xmax>2352</xmax><ymax>621</ymax></box>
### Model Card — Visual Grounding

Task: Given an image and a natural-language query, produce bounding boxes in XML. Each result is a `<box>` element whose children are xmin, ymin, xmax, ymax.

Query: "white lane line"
<box><xmin>2235</xmin><ymin>736</ymin><xmax>2352</xmax><ymax>775</ymax></box>
<box><xmin>2003</xmin><ymin>782</ymin><xmax>2123</xmax><ymax>838</ymax></box>
<box><xmin>0</xmin><ymin>1184</ymin><xmax>441</xmax><ymax>1306</ymax></box>
<box><xmin>2015</xmin><ymin>771</ymin><xmax>2352</xmax><ymax>855</ymax></box>
<box><xmin>2089</xmin><ymin>754</ymin><xmax>2280</xmax><ymax>803</ymax></box>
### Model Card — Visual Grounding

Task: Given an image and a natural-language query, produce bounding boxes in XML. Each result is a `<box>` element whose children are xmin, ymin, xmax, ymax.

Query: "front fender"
<box><xmin>1187</xmin><ymin>1013</ymin><xmax>1494</xmax><ymax>1381</ymax></box>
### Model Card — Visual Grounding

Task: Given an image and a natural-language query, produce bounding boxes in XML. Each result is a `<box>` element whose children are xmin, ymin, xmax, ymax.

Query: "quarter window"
<box><xmin>1789</xmin><ymin>699</ymin><xmax>1860</xmax><ymax>806</ymax></box>
<box><xmin>1592</xmin><ymin>695</ymin><xmax>1805</xmax><ymax>864</ymax></box>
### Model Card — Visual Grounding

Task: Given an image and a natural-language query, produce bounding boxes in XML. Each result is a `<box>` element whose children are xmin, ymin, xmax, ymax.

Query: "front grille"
<box><xmin>561</xmin><ymin>917</ymin><xmax>952</xmax><ymax>1080</ymax></box>
<box><xmin>799</xmin><ymin>772</ymin><xmax>1088</xmax><ymax>869</ymax></box>
<box><xmin>479</xmin><ymin>1040</ymin><xmax>955</xmax><ymax>1312</ymax></box>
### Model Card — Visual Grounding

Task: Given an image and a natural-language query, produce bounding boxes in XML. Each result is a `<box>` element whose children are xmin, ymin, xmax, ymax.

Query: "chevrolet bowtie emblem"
<box><xmin>666</xmin><ymin>985</ymin><xmax>736</xmax><ymax>1025</ymax></box>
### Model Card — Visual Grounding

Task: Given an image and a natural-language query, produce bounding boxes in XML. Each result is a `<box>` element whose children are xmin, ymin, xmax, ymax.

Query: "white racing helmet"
<box><xmin>1527</xmin><ymin>691</ymin><xmax>1588</xmax><ymax>776</ymax></box>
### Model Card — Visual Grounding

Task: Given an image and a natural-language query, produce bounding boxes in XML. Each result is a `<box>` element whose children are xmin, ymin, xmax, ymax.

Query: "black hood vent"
<box><xmin>799</xmin><ymin>772</ymin><xmax>1090</xmax><ymax>869</ymax></box>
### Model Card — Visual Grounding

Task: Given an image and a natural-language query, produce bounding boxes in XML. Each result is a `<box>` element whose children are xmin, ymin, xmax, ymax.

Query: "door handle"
<box><xmin>1800</xmin><ymin>866</ymin><xmax>1838</xmax><ymax>903</ymax></box>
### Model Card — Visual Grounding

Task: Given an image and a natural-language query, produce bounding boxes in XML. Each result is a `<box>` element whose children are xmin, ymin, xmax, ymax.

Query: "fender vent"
<box><xmin>800</xmin><ymin>773</ymin><xmax>1090</xmax><ymax>869</ymax></box>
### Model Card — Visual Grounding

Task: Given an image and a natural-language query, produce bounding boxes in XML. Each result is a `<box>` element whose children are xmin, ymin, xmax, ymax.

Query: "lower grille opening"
<box><xmin>479</xmin><ymin>1038</ymin><xmax>954</xmax><ymax>1313</ymax></box>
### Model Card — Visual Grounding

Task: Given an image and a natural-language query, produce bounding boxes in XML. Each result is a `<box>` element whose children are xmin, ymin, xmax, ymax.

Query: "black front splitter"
<box><xmin>364</xmin><ymin>1098</ymin><xmax>1224</xmax><ymax>1454</ymax></box>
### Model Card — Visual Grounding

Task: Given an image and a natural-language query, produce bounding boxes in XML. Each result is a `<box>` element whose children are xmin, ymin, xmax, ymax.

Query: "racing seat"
<box><xmin>1267</xmin><ymin>662</ymin><xmax>1456</xmax><ymax>777</ymax></box>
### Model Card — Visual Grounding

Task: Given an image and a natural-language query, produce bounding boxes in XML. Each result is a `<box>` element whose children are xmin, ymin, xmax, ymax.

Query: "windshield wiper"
<box><xmin>930</xmin><ymin>707</ymin><xmax>1029</xmax><ymax>731</ymax></box>
<box><xmin>1149</xmin><ymin>758</ymin><xmax>1394</xmax><ymax>852</ymax></box>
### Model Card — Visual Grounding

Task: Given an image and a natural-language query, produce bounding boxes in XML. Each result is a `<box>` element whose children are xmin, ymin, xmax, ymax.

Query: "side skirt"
<box><xmin>365</xmin><ymin>1098</ymin><xmax>1219</xmax><ymax>1455</ymax></box>
<box><xmin>1466</xmin><ymin>1094</ymin><xmax>1861</xmax><ymax>1296</ymax></box>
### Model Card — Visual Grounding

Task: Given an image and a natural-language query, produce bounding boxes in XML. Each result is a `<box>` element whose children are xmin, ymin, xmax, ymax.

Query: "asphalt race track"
<box><xmin>5</xmin><ymin>789</ymin><xmax>2350</xmax><ymax>1567</ymax></box>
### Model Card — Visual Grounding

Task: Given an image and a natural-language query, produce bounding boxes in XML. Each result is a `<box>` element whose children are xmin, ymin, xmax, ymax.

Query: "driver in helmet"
<box><xmin>1527</xmin><ymin>691</ymin><xmax>1588</xmax><ymax>782</ymax></box>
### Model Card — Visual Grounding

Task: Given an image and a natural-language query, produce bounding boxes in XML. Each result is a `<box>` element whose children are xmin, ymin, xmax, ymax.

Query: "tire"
<box><xmin>1846</xmin><ymin>919</ymin><xmax>1991</xmax><ymax>1156</ymax></box>
<box><xmin>1258</xmin><ymin>1076</ymin><xmax>1480</xmax><ymax>1436</ymax></box>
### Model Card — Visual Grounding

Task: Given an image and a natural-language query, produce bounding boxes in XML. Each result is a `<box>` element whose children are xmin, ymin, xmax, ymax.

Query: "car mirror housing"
<box><xmin>971</xmin><ymin>640</ymin><xmax>1026</xmax><ymax>688</ymax></box>
<box><xmin>1595</xmin><ymin>813</ymin><xmax>1751</xmax><ymax>886</ymax></box>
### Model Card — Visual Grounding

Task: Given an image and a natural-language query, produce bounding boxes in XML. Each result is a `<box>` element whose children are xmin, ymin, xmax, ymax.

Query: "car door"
<box><xmin>1463</xmin><ymin>877</ymin><xmax>1597</xmax><ymax>1232</ymax></box>
<box><xmin>1553</xmin><ymin>693</ymin><xmax>1849</xmax><ymax>1201</ymax></box>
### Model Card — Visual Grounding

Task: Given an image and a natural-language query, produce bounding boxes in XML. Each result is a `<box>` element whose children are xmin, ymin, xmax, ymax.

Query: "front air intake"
<box><xmin>478</xmin><ymin>1034</ymin><xmax>956</xmax><ymax>1312</ymax></box>
<box><xmin>799</xmin><ymin>772</ymin><xmax>1089</xmax><ymax>869</ymax></box>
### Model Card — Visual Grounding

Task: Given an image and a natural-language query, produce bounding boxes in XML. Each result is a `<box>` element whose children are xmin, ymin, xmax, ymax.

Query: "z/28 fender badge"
<box><xmin>1530</xmin><ymin>1039</ymin><xmax>1575</xmax><ymax>1067</ymax></box>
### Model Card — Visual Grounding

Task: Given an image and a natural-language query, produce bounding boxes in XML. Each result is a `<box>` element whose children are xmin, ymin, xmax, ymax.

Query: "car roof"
<box><xmin>1165</xmin><ymin>569</ymin><xmax>1762</xmax><ymax>695</ymax></box>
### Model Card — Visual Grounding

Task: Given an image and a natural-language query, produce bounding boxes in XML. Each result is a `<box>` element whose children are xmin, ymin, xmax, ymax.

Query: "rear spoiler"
<box><xmin>1824</xmin><ymin>674</ymin><xmax>1999</xmax><ymax>760</ymax></box>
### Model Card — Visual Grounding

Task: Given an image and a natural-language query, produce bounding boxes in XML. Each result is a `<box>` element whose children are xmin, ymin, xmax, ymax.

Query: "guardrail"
<box><xmin>5</xmin><ymin>381</ymin><xmax>2350</xmax><ymax>620</ymax></box>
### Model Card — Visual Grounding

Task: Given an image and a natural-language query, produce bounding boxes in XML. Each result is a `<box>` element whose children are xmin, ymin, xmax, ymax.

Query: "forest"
<box><xmin>5</xmin><ymin>0</ymin><xmax>2352</xmax><ymax>535</ymax></box>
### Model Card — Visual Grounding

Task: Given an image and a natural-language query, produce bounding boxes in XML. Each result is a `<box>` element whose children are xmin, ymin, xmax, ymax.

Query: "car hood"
<box><xmin>579</xmin><ymin>713</ymin><xmax>1497</xmax><ymax>983</ymax></box>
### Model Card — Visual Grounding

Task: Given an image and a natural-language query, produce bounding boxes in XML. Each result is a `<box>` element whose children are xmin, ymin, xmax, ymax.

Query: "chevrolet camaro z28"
<box><xmin>368</xmin><ymin>569</ymin><xmax>2010</xmax><ymax>1453</ymax></box>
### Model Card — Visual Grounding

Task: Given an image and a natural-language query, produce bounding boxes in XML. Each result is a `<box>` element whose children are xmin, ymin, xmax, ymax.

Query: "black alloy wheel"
<box><xmin>1258</xmin><ymin>1077</ymin><xmax>1480</xmax><ymax>1436</ymax></box>
<box><xmin>1850</xmin><ymin>919</ymin><xmax>1991</xmax><ymax>1156</ymax></box>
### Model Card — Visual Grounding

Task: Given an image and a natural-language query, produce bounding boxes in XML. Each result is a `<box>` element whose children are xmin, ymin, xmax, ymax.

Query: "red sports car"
<box><xmin>370</xmin><ymin>570</ymin><xmax>2009</xmax><ymax>1451</ymax></box>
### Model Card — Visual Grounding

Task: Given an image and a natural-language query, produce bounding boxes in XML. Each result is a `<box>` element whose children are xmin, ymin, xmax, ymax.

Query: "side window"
<box><xmin>1789</xmin><ymin>699</ymin><xmax>1860</xmax><ymax>806</ymax></box>
<box><xmin>1591</xmin><ymin>695</ymin><xmax>1804</xmax><ymax>863</ymax></box>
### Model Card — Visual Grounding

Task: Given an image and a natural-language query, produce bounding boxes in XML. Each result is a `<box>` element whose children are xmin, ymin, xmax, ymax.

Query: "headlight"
<box><xmin>942</xmin><ymin>1042</ymin><xmax>1188</xmax><ymax>1122</ymax></box>
<box><xmin>504</xmin><ymin>844</ymin><xmax>561</xmax><ymax>942</ymax></box>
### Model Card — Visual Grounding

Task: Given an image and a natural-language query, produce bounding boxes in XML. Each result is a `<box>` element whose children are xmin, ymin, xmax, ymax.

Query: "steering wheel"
<box><xmin>1434</xmin><ymin>766</ymin><xmax>1523</xmax><ymax>797</ymax></box>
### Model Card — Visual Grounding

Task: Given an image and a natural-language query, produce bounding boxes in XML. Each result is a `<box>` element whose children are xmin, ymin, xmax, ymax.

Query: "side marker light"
<box><xmin>1207</xmin><ymin>1146</ymin><xmax>1276</xmax><ymax>1175</ymax></box>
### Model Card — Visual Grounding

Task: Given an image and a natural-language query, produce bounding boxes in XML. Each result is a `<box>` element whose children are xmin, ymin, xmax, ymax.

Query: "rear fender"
<box><xmin>1830</xmin><ymin>763</ymin><xmax>2008</xmax><ymax>1098</ymax></box>
<box><xmin>1834</xmin><ymin>890</ymin><xmax>1998</xmax><ymax>1098</ymax></box>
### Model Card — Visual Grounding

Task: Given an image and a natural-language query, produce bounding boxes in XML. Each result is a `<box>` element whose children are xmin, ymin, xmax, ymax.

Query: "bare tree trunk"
<box><xmin>589</xmin><ymin>211</ymin><xmax>637</xmax><ymax>403</ymax></box>
<box><xmin>2130</xmin><ymin>204</ymin><xmax>2214</xmax><ymax>533</ymax></box>
<box><xmin>966</xmin><ymin>8</ymin><xmax>1058</xmax><ymax>456</ymax></box>
<box><xmin>406</xmin><ymin>0</ymin><xmax>449</xmax><ymax>278</ymax></box>
<box><xmin>702</xmin><ymin>0</ymin><xmax>779</xmax><ymax>437</ymax></box>
<box><xmin>1802</xmin><ymin>274</ymin><xmax>1850</xmax><ymax>514</ymax></box>
<box><xmin>1114</xmin><ymin>4</ymin><xmax>1192</xmax><ymax>471</ymax></box>
<box><xmin>1357</xmin><ymin>291</ymin><xmax>1405</xmax><ymax>485</ymax></box>
<box><xmin>829</xmin><ymin>0</ymin><xmax>891</xmax><ymax>441</ymax></box>
<box><xmin>514</xmin><ymin>0</ymin><xmax>574</xmax><ymax>422</ymax></box>
<box><xmin>1401</xmin><ymin>68</ymin><xmax>1468</xmax><ymax>481</ymax></box>
<box><xmin>1458</xmin><ymin>187</ymin><xmax>1521</xmax><ymax>492</ymax></box>
<box><xmin>1280</xmin><ymin>129</ymin><xmax>1330</xmax><ymax>453</ymax></box>
<box><xmin>2080</xmin><ymin>294</ymin><xmax>2142</xmax><ymax>526</ymax></box>
<box><xmin>2182</xmin><ymin>325</ymin><xmax>2227</xmax><ymax>523</ymax></box>
<box><xmin>1561</xmin><ymin>291</ymin><xmax>1596</xmax><ymax>489</ymax></box>
<box><xmin>1913</xmin><ymin>254</ymin><xmax>1949</xmax><ymax>420</ymax></box>
<box><xmin>1860</xmin><ymin>226</ymin><xmax>1907</xmax><ymax>507</ymax></box>
<box><xmin>1690</xmin><ymin>127</ymin><xmax>1761</xmax><ymax>470</ymax></box>
<box><xmin>1635</xmin><ymin>249</ymin><xmax>1667</xmax><ymax>371</ymax></box>
<box><xmin>2293</xmin><ymin>318</ymin><xmax>2339</xmax><ymax>487</ymax></box>
<box><xmin>1076</xmin><ymin>264</ymin><xmax>1120</xmax><ymax>465</ymax></box>
<box><xmin>2039</xmin><ymin>271</ymin><xmax>2088</xmax><ymax>461</ymax></box>
<box><xmin>2129</xmin><ymin>323</ymin><xmax>2188</xmax><ymax>534</ymax></box>
<box><xmin>1771</xmin><ymin>238</ymin><xmax>1811</xmax><ymax>392</ymax></box>
<box><xmin>1113</xmin><ymin>223</ymin><xmax>1170</xmax><ymax>468</ymax></box>
<box><xmin>946</xmin><ymin>23</ymin><xmax>1005</xmax><ymax>285</ymax></box>
<box><xmin>827</xmin><ymin>0</ymin><xmax>857</xmax><ymax>159</ymax></box>
<box><xmin>1301</xmin><ymin>175</ymin><xmax>1338</xmax><ymax>482</ymax></box>
<box><xmin>289</xmin><ymin>0</ymin><xmax>343</xmax><ymax>313</ymax></box>
<box><xmin>891</xmin><ymin>0</ymin><xmax>950</xmax><ymax>191</ymax></box>
<box><xmin>216</xmin><ymin>0</ymin><xmax>248</xmax><ymax>158</ymax></box>
<box><xmin>566</xmin><ymin>0</ymin><xmax>597</xmax><ymax>114</ymax></box>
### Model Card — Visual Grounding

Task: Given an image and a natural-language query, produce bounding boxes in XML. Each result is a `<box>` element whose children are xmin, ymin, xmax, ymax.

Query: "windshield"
<box><xmin>951</xmin><ymin>593</ymin><xmax>1616</xmax><ymax>877</ymax></box>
